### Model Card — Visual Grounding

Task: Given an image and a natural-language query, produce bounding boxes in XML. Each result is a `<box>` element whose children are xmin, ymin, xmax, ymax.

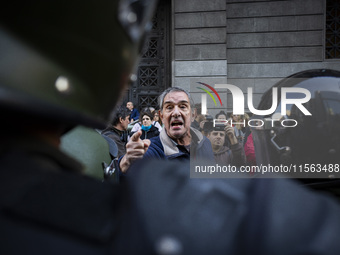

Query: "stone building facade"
<box><xmin>172</xmin><ymin>0</ymin><xmax>340</xmax><ymax>116</ymax></box>
<box><xmin>128</xmin><ymin>0</ymin><xmax>340</xmax><ymax>117</ymax></box>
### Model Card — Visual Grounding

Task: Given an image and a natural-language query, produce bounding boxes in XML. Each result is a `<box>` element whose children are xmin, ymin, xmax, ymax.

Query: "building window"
<box><xmin>326</xmin><ymin>0</ymin><xmax>340</xmax><ymax>59</ymax></box>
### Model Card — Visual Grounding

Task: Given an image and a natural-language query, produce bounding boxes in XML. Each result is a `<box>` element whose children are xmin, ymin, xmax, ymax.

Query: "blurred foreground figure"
<box><xmin>0</xmin><ymin>1</ymin><xmax>157</xmax><ymax>254</ymax></box>
<box><xmin>1</xmin><ymin>2</ymin><xmax>340</xmax><ymax>255</ymax></box>
<box><xmin>127</xmin><ymin>160</ymin><xmax>340</xmax><ymax>255</ymax></box>
<box><xmin>253</xmin><ymin>69</ymin><xmax>340</xmax><ymax>168</ymax></box>
<box><xmin>252</xmin><ymin>69</ymin><xmax>340</xmax><ymax>194</ymax></box>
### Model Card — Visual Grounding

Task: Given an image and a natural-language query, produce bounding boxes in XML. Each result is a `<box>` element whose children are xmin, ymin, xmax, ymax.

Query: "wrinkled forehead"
<box><xmin>163</xmin><ymin>91</ymin><xmax>190</xmax><ymax>105</ymax></box>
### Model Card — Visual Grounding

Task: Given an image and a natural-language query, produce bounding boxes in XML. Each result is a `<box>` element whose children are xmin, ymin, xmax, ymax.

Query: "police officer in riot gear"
<box><xmin>0</xmin><ymin>1</ymin><xmax>157</xmax><ymax>254</ymax></box>
<box><xmin>1</xmin><ymin>2</ymin><xmax>340</xmax><ymax>255</ymax></box>
<box><xmin>251</xmin><ymin>69</ymin><xmax>340</xmax><ymax>190</ymax></box>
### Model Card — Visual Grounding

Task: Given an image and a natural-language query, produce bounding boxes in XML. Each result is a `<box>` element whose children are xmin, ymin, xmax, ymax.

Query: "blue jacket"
<box><xmin>118</xmin><ymin>128</ymin><xmax>215</xmax><ymax>177</ymax></box>
<box><xmin>129</xmin><ymin>108</ymin><xmax>140</xmax><ymax>121</ymax></box>
<box><xmin>144</xmin><ymin>127</ymin><xmax>215</xmax><ymax>162</ymax></box>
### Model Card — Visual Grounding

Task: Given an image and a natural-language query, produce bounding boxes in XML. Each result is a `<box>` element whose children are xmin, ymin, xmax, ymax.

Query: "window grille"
<box><xmin>326</xmin><ymin>0</ymin><xmax>340</xmax><ymax>59</ymax></box>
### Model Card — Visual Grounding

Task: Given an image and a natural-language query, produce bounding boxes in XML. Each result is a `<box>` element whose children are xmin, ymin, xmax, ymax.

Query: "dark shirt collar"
<box><xmin>167</xmin><ymin>129</ymin><xmax>200</xmax><ymax>154</ymax></box>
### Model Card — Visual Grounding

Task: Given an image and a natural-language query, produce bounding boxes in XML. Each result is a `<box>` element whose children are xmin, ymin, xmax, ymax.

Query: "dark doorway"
<box><xmin>124</xmin><ymin>0</ymin><xmax>171</xmax><ymax>112</ymax></box>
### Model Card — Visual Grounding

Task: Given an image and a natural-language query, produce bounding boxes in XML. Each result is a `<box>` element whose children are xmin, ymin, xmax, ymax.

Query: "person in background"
<box><xmin>199</xmin><ymin>114</ymin><xmax>212</xmax><ymax>137</ymax></box>
<box><xmin>229</xmin><ymin>113</ymin><xmax>239</xmax><ymax>127</ymax></box>
<box><xmin>130</xmin><ymin>109</ymin><xmax>162</xmax><ymax>133</ymax></box>
<box><xmin>101</xmin><ymin>106</ymin><xmax>130</xmax><ymax>159</ymax></box>
<box><xmin>153</xmin><ymin>109</ymin><xmax>163</xmax><ymax>128</ymax></box>
<box><xmin>215</xmin><ymin>110</ymin><xmax>228</xmax><ymax>121</ymax></box>
<box><xmin>207</xmin><ymin>124</ymin><xmax>246</xmax><ymax>167</ymax></box>
<box><xmin>127</xmin><ymin>101</ymin><xmax>140</xmax><ymax>122</ymax></box>
<box><xmin>191</xmin><ymin>103</ymin><xmax>205</xmax><ymax>131</ymax></box>
<box><xmin>130</xmin><ymin>111</ymin><xmax>160</xmax><ymax>140</ymax></box>
<box><xmin>242</xmin><ymin>113</ymin><xmax>256</xmax><ymax>168</ymax></box>
<box><xmin>233</xmin><ymin>113</ymin><xmax>250</xmax><ymax>145</ymax></box>
<box><xmin>244</xmin><ymin>132</ymin><xmax>257</xmax><ymax>167</ymax></box>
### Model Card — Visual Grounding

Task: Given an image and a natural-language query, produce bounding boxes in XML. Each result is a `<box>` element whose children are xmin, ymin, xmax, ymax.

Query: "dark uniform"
<box><xmin>251</xmin><ymin>69</ymin><xmax>340</xmax><ymax>197</ymax></box>
<box><xmin>0</xmin><ymin>127</ymin><xmax>151</xmax><ymax>255</ymax></box>
<box><xmin>0</xmin><ymin>0</ymin><xmax>157</xmax><ymax>254</ymax></box>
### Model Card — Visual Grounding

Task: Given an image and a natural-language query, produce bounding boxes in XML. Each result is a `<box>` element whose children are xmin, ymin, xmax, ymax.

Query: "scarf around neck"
<box><xmin>141</xmin><ymin>125</ymin><xmax>152</xmax><ymax>131</ymax></box>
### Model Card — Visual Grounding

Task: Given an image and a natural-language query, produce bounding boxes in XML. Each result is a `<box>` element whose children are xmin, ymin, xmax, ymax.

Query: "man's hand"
<box><xmin>225</xmin><ymin>124</ymin><xmax>238</xmax><ymax>145</ymax></box>
<box><xmin>119</xmin><ymin>130</ymin><xmax>150</xmax><ymax>173</ymax></box>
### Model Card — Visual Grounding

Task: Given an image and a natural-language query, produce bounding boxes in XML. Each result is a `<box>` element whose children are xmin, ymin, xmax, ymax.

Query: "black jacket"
<box><xmin>101</xmin><ymin>127</ymin><xmax>128</xmax><ymax>159</ymax></box>
<box><xmin>131</xmin><ymin>125</ymin><xmax>159</xmax><ymax>140</ymax></box>
<box><xmin>0</xmin><ymin>137</ymin><xmax>149</xmax><ymax>255</ymax></box>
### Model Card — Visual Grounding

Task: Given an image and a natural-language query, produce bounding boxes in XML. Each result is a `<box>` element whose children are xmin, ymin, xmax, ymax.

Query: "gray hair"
<box><xmin>158</xmin><ymin>87</ymin><xmax>195</xmax><ymax>113</ymax></box>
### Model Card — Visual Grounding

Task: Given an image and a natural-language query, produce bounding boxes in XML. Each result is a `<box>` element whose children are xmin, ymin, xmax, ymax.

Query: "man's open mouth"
<box><xmin>171</xmin><ymin>120</ymin><xmax>183</xmax><ymax>128</ymax></box>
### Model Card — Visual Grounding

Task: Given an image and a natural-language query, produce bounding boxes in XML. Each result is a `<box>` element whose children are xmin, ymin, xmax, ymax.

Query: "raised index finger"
<box><xmin>130</xmin><ymin>130</ymin><xmax>142</xmax><ymax>142</ymax></box>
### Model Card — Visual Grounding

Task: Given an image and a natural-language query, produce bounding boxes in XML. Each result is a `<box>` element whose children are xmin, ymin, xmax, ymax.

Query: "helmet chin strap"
<box><xmin>269</xmin><ymin>129</ymin><xmax>293</xmax><ymax>164</ymax></box>
<box><xmin>270</xmin><ymin>130</ymin><xmax>290</xmax><ymax>152</ymax></box>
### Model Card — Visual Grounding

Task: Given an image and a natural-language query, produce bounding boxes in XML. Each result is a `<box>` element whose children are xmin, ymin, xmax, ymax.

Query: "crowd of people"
<box><xmin>101</xmin><ymin>102</ymin><xmax>164</xmax><ymax>159</ymax></box>
<box><xmin>2</xmin><ymin>1</ymin><xmax>340</xmax><ymax>254</ymax></box>
<box><xmin>196</xmin><ymin>110</ymin><xmax>255</xmax><ymax>169</ymax></box>
<box><xmin>103</xmin><ymin>95</ymin><xmax>256</xmax><ymax>174</ymax></box>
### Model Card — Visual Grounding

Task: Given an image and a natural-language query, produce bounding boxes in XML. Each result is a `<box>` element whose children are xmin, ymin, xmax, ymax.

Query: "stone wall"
<box><xmin>172</xmin><ymin>0</ymin><xmax>340</xmax><ymax>115</ymax></box>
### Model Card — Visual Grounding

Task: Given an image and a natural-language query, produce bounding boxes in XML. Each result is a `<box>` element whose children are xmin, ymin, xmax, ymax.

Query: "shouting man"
<box><xmin>119</xmin><ymin>87</ymin><xmax>214</xmax><ymax>173</ymax></box>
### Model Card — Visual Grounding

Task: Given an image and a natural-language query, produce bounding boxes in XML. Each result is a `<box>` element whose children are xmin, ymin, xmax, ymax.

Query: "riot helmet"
<box><xmin>251</xmin><ymin>69</ymin><xmax>340</xmax><ymax>179</ymax></box>
<box><xmin>0</xmin><ymin>0</ymin><xmax>158</xmax><ymax>129</ymax></box>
